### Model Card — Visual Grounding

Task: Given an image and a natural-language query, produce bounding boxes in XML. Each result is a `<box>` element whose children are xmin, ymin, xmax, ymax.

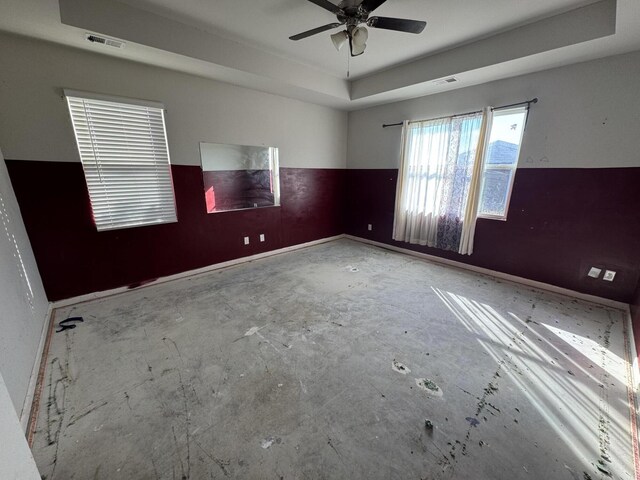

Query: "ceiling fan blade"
<box><xmin>360</xmin><ymin>0</ymin><xmax>388</xmax><ymax>13</ymax></box>
<box><xmin>289</xmin><ymin>23</ymin><xmax>342</xmax><ymax>41</ymax></box>
<box><xmin>305</xmin><ymin>0</ymin><xmax>343</xmax><ymax>14</ymax></box>
<box><xmin>367</xmin><ymin>16</ymin><xmax>426</xmax><ymax>34</ymax></box>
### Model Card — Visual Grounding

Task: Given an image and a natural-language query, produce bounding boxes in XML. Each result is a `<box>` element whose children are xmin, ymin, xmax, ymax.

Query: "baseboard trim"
<box><xmin>345</xmin><ymin>235</ymin><xmax>628</xmax><ymax>311</ymax></box>
<box><xmin>52</xmin><ymin>235</ymin><xmax>346</xmax><ymax>309</ymax></box>
<box><xmin>24</xmin><ymin>307</ymin><xmax>56</xmax><ymax>447</ymax></box>
<box><xmin>627</xmin><ymin>308</ymin><xmax>640</xmax><ymax>393</ymax></box>
<box><xmin>19</xmin><ymin>304</ymin><xmax>53</xmax><ymax>432</ymax></box>
<box><xmin>623</xmin><ymin>307</ymin><xmax>640</xmax><ymax>477</ymax></box>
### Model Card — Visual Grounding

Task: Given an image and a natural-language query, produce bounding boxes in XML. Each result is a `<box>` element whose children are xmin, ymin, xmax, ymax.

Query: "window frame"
<box><xmin>64</xmin><ymin>89</ymin><xmax>178</xmax><ymax>232</ymax></box>
<box><xmin>477</xmin><ymin>106</ymin><xmax>529</xmax><ymax>221</ymax></box>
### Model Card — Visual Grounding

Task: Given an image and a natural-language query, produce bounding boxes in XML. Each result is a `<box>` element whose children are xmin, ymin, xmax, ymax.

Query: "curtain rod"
<box><xmin>381</xmin><ymin>97</ymin><xmax>538</xmax><ymax>128</ymax></box>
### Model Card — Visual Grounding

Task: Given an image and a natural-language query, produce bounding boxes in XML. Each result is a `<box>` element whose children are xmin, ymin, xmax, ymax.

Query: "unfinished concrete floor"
<box><xmin>32</xmin><ymin>239</ymin><xmax>636</xmax><ymax>479</ymax></box>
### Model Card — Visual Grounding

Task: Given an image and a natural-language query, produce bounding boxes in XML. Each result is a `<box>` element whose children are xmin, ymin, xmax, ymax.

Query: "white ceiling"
<box><xmin>1</xmin><ymin>0</ymin><xmax>640</xmax><ymax>110</ymax></box>
<box><xmin>116</xmin><ymin>0</ymin><xmax>596</xmax><ymax>79</ymax></box>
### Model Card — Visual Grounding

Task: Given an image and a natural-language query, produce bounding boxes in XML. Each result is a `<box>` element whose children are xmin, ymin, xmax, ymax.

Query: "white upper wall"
<box><xmin>0</xmin><ymin>149</ymin><xmax>49</xmax><ymax>417</ymax></box>
<box><xmin>0</xmin><ymin>372</ymin><xmax>40</xmax><ymax>479</ymax></box>
<box><xmin>0</xmin><ymin>33</ymin><xmax>348</xmax><ymax>169</ymax></box>
<box><xmin>347</xmin><ymin>50</ymin><xmax>640</xmax><ymax>169</ymax></box>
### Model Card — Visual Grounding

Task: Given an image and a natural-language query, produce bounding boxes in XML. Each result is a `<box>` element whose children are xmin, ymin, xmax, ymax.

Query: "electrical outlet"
<box><xmin>243</xmin><ymin>236</ymin><xmax>250</xmax><ymax>245</ymax></box>
<box><xmin>603</xmin><ymin>270</ymin><xmax>616</xmax><ymax>282</ymax></box>
<box><xmin>259</xmin><ymin>234</ymin><xmax>265</xmax><ymax>242</ymax></box>
<box><xmin>587</xmin><ymin>267</ymin><xmax>602</xmax><ymax>278</ymax></box>
<box><xmin>368</xmin><ymin>224</ymin><xmax>372</xmax><ymax>231</ymax></box>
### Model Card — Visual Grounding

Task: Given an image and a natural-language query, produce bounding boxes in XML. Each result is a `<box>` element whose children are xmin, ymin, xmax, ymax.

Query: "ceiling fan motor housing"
<box><xmin>337</xmin><ymin>5</ymin><xmax>370</xmax><ymax>28</ymax></box>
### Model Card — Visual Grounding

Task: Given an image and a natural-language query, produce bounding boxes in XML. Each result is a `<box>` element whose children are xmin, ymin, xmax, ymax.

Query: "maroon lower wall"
<box><xmin>6</xmin><ymin>160</ymin><xmax>345</xmax><ymax>301</ymax></box>
<box><xmin>345</xmin><ymin>168</ymin><xmax>640</xmax><ymax>304</ymax></box>
<box><xmin>7</xmin><ymin>160</ymin><xmax>640</xmax><ymax>310</ymax></box>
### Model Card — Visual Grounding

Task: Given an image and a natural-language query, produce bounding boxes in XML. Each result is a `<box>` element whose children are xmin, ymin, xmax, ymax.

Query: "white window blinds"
<box><xmin>65</xmin><ymin>91</ymin><xmax>177</xmax><ymax>231</ymax></box>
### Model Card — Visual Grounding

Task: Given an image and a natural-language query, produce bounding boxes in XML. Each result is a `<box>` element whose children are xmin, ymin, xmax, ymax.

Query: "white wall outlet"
<box><xmin>243</xmin><ymin>236</ymin><xmax>250</xmax><ymax>245</ymax></box>
<box><xmin>367</xmin><ymin>224</ymin><xmax>372</xmax><ymax>231</ymax></box>
<box><xmin>587</xmin><ymin>267</ymin><xmax>601</xmax><ymax>278</ymax></box>
<box><xmin>259</xmin><ymin>234</ymin><xmax>265</xmax><ymax>242</ymax></box>
<box><xmin>603</xmin><ymin>270</ymin><xmax>616</xmax><ymax>282</ymax></box>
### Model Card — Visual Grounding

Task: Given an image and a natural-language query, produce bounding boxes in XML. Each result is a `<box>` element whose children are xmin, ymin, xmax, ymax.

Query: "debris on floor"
<box><xmin>392</xmin><ymin>359</ymin><xmax>411</xmax><ymax>374</ymax></box>
<box><xmin>56</xmin><ymin>316</ymin><xmax>83</xmax><ymax>333</ymax></box>
<box><xmin>261</xmin><ymin>436</ymin><xmax>281</xmax><ymax>449</ymax></box>
<box><xmin>415</xmin><ymin>378</ymin><xmax>443</xmax><ymax>396</ymax></box>
<box><xmin>244</xmin><ymin>326</ymin><xmax>261</xmax><ymax>337</ymax></box>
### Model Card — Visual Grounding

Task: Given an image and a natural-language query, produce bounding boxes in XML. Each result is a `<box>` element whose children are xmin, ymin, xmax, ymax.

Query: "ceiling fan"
<box><xmin>289</xmin><ymin>0</ymin><xmax>426</xmax><ymax>57</ymax></box>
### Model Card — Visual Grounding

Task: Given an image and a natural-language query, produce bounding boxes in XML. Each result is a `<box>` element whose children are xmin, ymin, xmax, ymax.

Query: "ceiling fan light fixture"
<box><xmin>350</xmin><ymin>39</ymin><xmax>366</xmax><ymax>56</ymax></box>
<box><xmin>350</xmin><ymin>42</ymin><xmax>366</xmax><ymax>56</ymax></box>
<box><xmin>350</xmin><ymin>26</ymin><xmax>368</xmax><ymax>56</ymax></box>
<box><xmin>331</xmin><ymin>31</ymin><xmax>349</xmax><ymax>51</ymax></box>
<box><xmin>352</xmin><ymin>26</ymin><xmax>368</xmax><ymax>46</ymax></box>
<box><xmin>291</xmin><ymin>0</ymin><xmax>427</xmax><ymax>57</ymax></box>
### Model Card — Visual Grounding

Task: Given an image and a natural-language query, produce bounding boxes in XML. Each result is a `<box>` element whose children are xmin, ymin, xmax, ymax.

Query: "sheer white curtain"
<box><xmin>393</xmin><ymin>117</ymin><xmax>451</xmax><ymax>247</ymax></box>
<box><xmin>393</xmin><ymin>109</ymin><xmax>490</xmax><ymax>254</ymax></box>
<box><xmin>459</xmin><ymin>107</ymin><xmax>492</xmax><ymax>255</ymax></box>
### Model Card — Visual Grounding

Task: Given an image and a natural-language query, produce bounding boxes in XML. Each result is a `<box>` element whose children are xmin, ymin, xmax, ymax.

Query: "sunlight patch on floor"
<box><xmin>432</xmin><ymin>286</ymin><xmax>632</xmax><ymax>478</ymax></box>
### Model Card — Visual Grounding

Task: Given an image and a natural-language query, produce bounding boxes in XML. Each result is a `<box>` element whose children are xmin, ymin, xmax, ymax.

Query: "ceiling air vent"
<box><xmin>85</xmin><ymin>33</ymin><xmax>125</xmax><ymax>49</ymax></box>
<box><xmin>434</xmin><ymin>77</ymin><xmax>458</xmax><ymax>85</ymax></box>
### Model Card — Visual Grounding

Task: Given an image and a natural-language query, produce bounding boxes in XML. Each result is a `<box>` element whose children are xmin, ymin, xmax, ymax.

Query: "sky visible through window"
<box><xmin>490</xmin><ymin>110</ymin><xmax>525</xmax><ymax>145</ymax></box>
<box><xmin>479</xmin><ymin>108</ymin><xmax>528</xmax><ymax>217</ymax></box>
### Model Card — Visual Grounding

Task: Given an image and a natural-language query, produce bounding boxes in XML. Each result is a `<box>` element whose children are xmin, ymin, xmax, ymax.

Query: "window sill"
<box><xmin>478</xmin><ymin>214</ymin><xmax>507</xmax><ymax>221</ymax></box>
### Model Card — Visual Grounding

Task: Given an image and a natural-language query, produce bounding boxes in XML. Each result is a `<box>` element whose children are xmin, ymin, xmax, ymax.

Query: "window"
<box><xmin>65</xmin><ymin>90</ymin><xmax>177</xmax><ymax>231</ymax></box>
<box><xmin>393</xmin><ymin>103</ymin><xmax>532</xmax><ymax>255</ymax></box>
<box><xmin>478</xmin><ymin>106</ymin><xmax>528</xmax><ymax>219</ymax></box>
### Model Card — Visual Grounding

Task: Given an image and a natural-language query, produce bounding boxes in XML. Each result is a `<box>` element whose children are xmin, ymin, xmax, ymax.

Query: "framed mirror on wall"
<box><xmin>199</xmin><ymin>142</ymin><xmax>281</xmax><ymax>213</ymax></box>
